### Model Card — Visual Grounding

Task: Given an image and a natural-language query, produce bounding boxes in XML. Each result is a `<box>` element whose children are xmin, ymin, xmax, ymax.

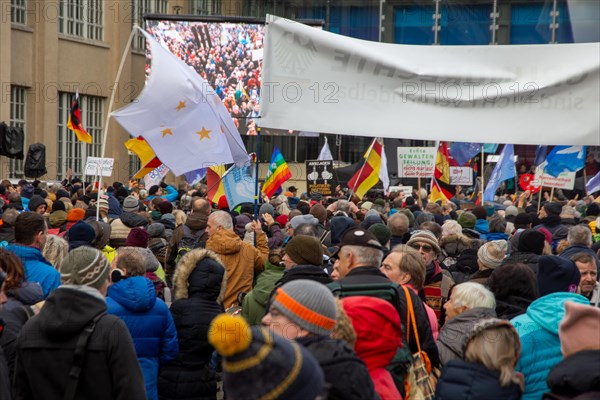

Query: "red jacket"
<box><xmin>343</xmin><ymin>296</ymin><xmax>403</xmax><ymax>400</ymax></box>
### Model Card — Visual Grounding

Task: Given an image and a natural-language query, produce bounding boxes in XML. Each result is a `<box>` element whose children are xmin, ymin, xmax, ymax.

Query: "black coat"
<box><xmin>495</xmin><ymin>295</ymin><xmax>533</xmax><ymax>320</ymax></box>
<box><xmin>158</xmin><ymin>249</ymin><xmax>225</xmax><ymax>400</ymax></box>
<box><xmin>297</xmin><ymin>335</ymin><xmax>377</xmax><ymax>400</ymax></box>
<box><xmin>338</xmin><ymin>266</ymin><xmax>440</xmax><ymax>368</ymax></box>
<box><xmin>276</xmin><ymin>264</ymin><xmax>332</xmax><ymax>287</ymax></box>
<box><xmin>435</xmin><ymin>359</ymin><xmax>522</xmax><ymax>400</ymax></box>
<box><xmin>503</xmin><ymin>251</ymin><xmax>541</xmax><ymax>274</ymax></box>
<box><xmin>0</xmin><ymin>226</ymin><xmax>14</xmax><ymax>244</ymax></box>
<box><xmin>544</xmin><ymin>350</ymin><xmax>600</xmax><ymax>399</ymax></box>
<box><xmin>13</xmin><ymin>287</ymin><xmax>146</xmax><ymax>400</ymax></box>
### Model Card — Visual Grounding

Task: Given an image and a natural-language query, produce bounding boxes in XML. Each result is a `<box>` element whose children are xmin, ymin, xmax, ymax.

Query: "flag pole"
<box><xmin>550</xmin><ymin>187</ymin><xmax>555</xmax><ymax>202</ymax></box>
<box><xmin>100</xmin><ymin>26</ymin><xmax>137</xmax><ymax>161</ymax></box>
<box><xmin>584</xmin><ymin>168</ymin><xmax>588</xmax><ymax>196</ymax></box>
<box><xmin>481</xmin><ymin>147</ymin><xmax>485</xmax><ymax>203</ymax></box>
<box><xmin>348</xmin><ymin>137</ymin><xmax>376</xmax><ymax>200</ymax></box>
<box><xmin>254</xmin><ymin>128</ymin><xmax>261</xmax><ymax>222</ymax></box>
<box><xmin>537</xmin><ymin>186</ymin><xmax>543</xmax><ymax>212</ymax></box>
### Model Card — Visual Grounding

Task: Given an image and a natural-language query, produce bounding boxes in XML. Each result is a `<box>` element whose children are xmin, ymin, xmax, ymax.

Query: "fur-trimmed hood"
<box><xmin>440</xmin><ymin>233</ymin><xmax>478</xmax><ymax>257</ymax></box>
<box><xmin>173</xmin><ymin>248</ymin><xmax>227</xmax><ymax>304</ymax></box>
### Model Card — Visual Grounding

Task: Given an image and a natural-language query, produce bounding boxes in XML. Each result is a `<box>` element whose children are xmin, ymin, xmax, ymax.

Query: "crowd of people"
<box><xmin>0</xmin><ymin>176</ymin><xmax>599</xmax><ymax>400</ymax></box>
<box><xmin>148</xmin><ymin>21</ymin><xmax>263</xmax><ymax>135</ymax></box>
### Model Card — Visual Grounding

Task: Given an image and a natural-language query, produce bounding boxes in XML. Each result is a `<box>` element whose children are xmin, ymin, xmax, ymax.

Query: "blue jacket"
<box><xmin>474</xmin><ymin>219</ymin><xmax>489</xmax><ymax>240</ymax></box>
<box><xmin>511</xmin><ymin>292</ymin><xmax>589</xmax><ymax>400</ymax></box>
<box><xmin>6</xmin><ymin>244</ymin><xmax>60</xmax><ymax>298</ymax></box>
<box><xmin>107</xmin><ymin>193</ymin><xmax>123</xmax><ymax>219</ymax></box>
<box><xmin>107</xmin><ymin>276</ymin><xmax>178</xmax><ymax>400</ymax></box>
<box><xmin>147</xmin><ymin>185</ymin><xmax>178</xmax><ymax>203</ymax></box>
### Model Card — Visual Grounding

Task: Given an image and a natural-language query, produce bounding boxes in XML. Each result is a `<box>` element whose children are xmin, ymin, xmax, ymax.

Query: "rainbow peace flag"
<box><xmin>262</xmin><ymin>146</ymin><xmax>292</xmax><ymax>198</ymax></box>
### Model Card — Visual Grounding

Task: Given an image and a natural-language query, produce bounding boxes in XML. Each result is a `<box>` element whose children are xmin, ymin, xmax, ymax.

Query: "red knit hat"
<box><xmin>125</xmin><ymin>227</ymin><xmax>150</xmax><ymax>248</ymax></box>
<box><xmin>276</xmin><ymin>215</ymin><xmax>289</xmax><ymax>228</ymax></box>
<box><xmin>217</xmin><ymin>195</ymin><xmax>229</xmax><ymax>210</ymax></box>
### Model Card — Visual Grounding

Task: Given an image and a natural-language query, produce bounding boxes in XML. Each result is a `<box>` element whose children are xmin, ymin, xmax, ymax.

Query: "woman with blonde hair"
<box><xmin>172</xmin><ymin>209</ymin><xmax>187</xmax><ymax>227</ymax></box>
<box><xmin>434</xmin><ymin>318</ymin><xmax>523</xmax><ymax>400</ymax></box>
<box><xmin>42</xmin><ymin>235</ymin><xmax>69</xmax><ymax>270</ymax></box>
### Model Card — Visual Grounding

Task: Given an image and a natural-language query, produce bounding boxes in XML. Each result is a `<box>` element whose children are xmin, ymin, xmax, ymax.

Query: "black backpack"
<box><xmin>175</xmin><ymin>225</ymin><xmax>206</xmax><ymax>263</ymax></box>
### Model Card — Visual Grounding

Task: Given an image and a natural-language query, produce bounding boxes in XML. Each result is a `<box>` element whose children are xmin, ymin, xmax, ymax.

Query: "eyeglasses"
<box><xmin>409</xmin><ymin>243</ymin><xmax>434</xmax><ymax>253</ymax></box>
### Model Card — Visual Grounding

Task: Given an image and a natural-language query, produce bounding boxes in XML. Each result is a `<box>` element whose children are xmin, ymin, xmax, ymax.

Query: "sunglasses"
<box><xmin>409</xmin><ymin>243</ymin><xmax>434</xmax><ymax>253</ymax></box>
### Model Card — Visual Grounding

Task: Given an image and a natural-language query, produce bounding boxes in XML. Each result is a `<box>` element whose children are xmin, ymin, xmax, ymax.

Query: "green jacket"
<box><xmin>242</xmin><ymin>260</ymin><xmax>285</xmax><ymax>325</ymax></box>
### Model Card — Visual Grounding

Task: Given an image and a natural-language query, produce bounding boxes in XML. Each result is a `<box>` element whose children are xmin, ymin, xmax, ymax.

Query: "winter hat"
<box><xmin>517</xmin><ymin>229</ymin><xmax>546</xmax><ymax>254</ymax></box>
<box><xmin>513</xmin><ymin>213</ymin><xmax>532</xmax><ymax>227</ymax></box>
<box><xmin>360</xmin><ymin>201</ymin><xmax>373</xmax><ymax>211</ymax></box>
<box><xmin>67</xmin><ymin>220</ymin><xmax>96</xmax><ymax>248</ymax></box>
<box><xmin>147</xmin><ymin>223</ymin><xmax>166</xmax><ymax>238</ymax></box>
<box><xmin>284</xmin><ymin>235</ymin><xmax>324</xmax><ymax>266</ymax></box>
<box><xmin>148</xmin><ymin>185</ymin><xmax>160</xmax><ymax>196</ymax></box>
<box><xmin>543</xmin><ymin>202</ymin><xmax>562</xmax><ymax>216</ymax></box>
<box><xmin>457</xmin><ymin>212</ymin><xmax>477</xmax><ymax>229</ymax></box>
<box><xmin>272</xmin><ymin>280</ymin><xmax>337</xmax><ymax>335</ymax></box>
<box><xmin>537</xmin><ymin>255</ymin><xmax>581</xmax><ymax>296</ymax></box>
<box><xmin>407</xmin><ymin>229</ymin><xmax>441</xmax><ymax>254</ymax></box>
<box><xmin>333</xmin><ymin>226</ymin><xmax>383</xmax><ymax>257</ymax></box>
<box><xmin>217</xmin><ymin>195</ymin><xmax>229</xmax><ymax>210</ymax></box>
<box><xmin>66</xmin><ymin>207</ymin><xmax>86</xmax><ymax>222</ymax></box>
<box><xmin>56</xmin><ymin>189</ymin><xmax>70</xmax><ymax>200</ymax></box>
<box><xmin>28</xmin><ymin>195</ymin><xmax>47</xmax><ymax>212</ymax></box>
<box><xmin>157</xmin><ymin>201</ymin><xmax>173</xmax><ymax>215</ymax></box>
<box><xmin>259</xmin><ymin>203</ymin><xmax>275</xmax><ymax>217</ymax></box>
<box><xmin>59</xmin><ymin>247</ymin><xmax>110</xmax><ymax>290</ymax></box>
<box><xmin>276</xmin><ymin>214</ymin><xmax>289</xmax><ymax>228</ymax></box>
<box><xmin>374</xmin><ymin>198</ymin><xmax>386</xmax><ymax>208</ymax></box>
<box><xmin>330</xmin><ymin>216</ymin><xmax>356</xmax><ymax>246</ymax></box>
<box><xmin>537</xmin><ymin>227</ymin><xmax>553</xmax><ymax>244</ymax></box>
<box><xmin>472</xmin><ymin>206</ymin><xmax>488</xmax><ymax>220</ymax></box>
<box><xmin>21</xmin><ymin>184</ymin><xmax>35</xmax><ymax>199</ymax></box>
<box><xmin>505</xmin><ymin>206</ymin><xmax>519</xmax><ymax>217</ymax></box>
<box><xmin>122</xmin><ymin>195</ymin><xmax>139</xmax><ymax>213</ymax></box>
<box><xmin>477</xmin><ymin>240</ymin><xmax>508</xmax><ymax>269</ymax></box>
<box><xmin>209</xmin><ymin>314</ymin><xmax>325</xmax><ymax>400</ymax></box>
<box><xmin>97</xmin><ymin>195</ymin><xmax>109</xmax><ymax>211</ymax></box>
<box><xmin>126</xmin><ymin>227</ymin><xmax>150</xmax><ymax>248</ymax></box>
<box><xmin>290</xmin><ymin>214</ymin><xmax>319</xmax><ymax>230</ymax></box>
<box><xmin>368</xmin><ymin>223</ymin><xmax>392</xmax><ymax>246</ymax></box>
<box><xmin>309</xmin><ymin>204</ymin><xmax>327</xmax><ymax>225</ymax></box>
<box><xmin>559</xmin><ymin>301</ymin><xmax>600</xmax><ymax>356</ymax></box>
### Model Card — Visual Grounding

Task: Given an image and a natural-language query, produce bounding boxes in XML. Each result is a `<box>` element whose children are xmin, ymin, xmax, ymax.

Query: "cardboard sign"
<box><xmin>397</xmin><ymin>147</ymin><xmax>437</xmax><ymax>178</ymax></box>
<box><xmin>305</xmin><ymin>160</ymin><xmax>335</xmax><ymax>196</ymax></box>
<box><xmin>449</xmin><ymin>167</ymin><xmax>473</xmax><ymax>186</ymax></box>
<box><xmin>388</xmin><ymin>186</ymin><xmax>413</xmax><ymax>198</ymax></box>
<box><xmin>84</xmin><ymin>157</ymin><xmax>114</xmax><ymax>177</ymax></box>
<box><xmin>534</xmin><ymin>164</ymin><xmax>576</xmax><ymax>190</ymax></box>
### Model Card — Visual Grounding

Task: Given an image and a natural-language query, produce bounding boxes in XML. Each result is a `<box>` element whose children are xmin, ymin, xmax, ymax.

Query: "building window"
<box><xmin>11</xmin><ymin>0</ymin><xmax>27</xmax><ymax>24</ymax></box>
<box><xmin>129</xmin><ymin>153</ymin><xmax>141</xmax><ymax>178</ymax></box>
<box><xmin>133</xmin><ymin>0</ymin><xmax>168</xmax><ymax>50</ymax></box>
<box><xmin>189</xmin><ymin>0</ymin><xmax>221</xmax><ymax>15</ymax></box>
<box><xmin>57</xmin><ymin>93</ymin><xmax>103</xmax><ymax>180</ymax></box>
<box><xmin>9</xmin><ymin>86</ymin><xmax>26</xmax><ymax>179</ymax></box>
<box><xmin>59</xmin><ymin>0</ymin><xmax>103</xmax><ymax>41</ymax></box>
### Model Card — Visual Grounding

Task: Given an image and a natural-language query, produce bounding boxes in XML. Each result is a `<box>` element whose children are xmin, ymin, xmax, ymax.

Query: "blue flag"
<box><xmin>184</xmin><ymin>168</ymin><xmax>207</xmax><ymax>185</ymax></box>
<box><xmin>223</xmin><ymin>163</ymin><xmax>256</xmax><ymax>209</ymax></box>
<box><xmin>586</xmin><ymin>170</ymin><xmax>600</xmax><ymax>195</ymax></box>
<box><xmin>450</xmin><ymin>142</ymin><xmax>482</xmax><ymax>166</ymax></box>
<box><xmin>483</xmin><ymin>144</ymin><xmax>515</xmax><ymax>203</ymax></box>
<box><xmin>483</xmin><ymin>143</ymin><xmax>499</xmax><ymax>154</ymax></box>
<box><xmin>534</xmin><ymin>145</ymin><xmax>548</xmax><ymax>166</ymax></box>
<box><xmin>544</xmin><ymin>146</ymin><xmax>586</xmax><ymax>177</ymax></box>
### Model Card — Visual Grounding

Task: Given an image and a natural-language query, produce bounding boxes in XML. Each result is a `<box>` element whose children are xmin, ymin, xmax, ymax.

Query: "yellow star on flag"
<box><xmin>175</xmin><ymin>100</ymin><xmax>186</xmax><ymax>111</ymax></box>
<box><xmin>161</xmin><ymin>128</ymin><xmax>173</xmax><ymax>138</ymax></box>
<box><xmin>196</xmin><ymin>127</ymin><xmax>211</xmax><ymax>140</ymax></box>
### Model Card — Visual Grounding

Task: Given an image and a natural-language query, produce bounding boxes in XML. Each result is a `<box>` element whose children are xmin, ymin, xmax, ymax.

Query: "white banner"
<box><xmin>85</xmin><ymin>157</ymin><xmax>114</xmax><ymax>177</ymax></box>
<box><xmin>450</xmin><ymin>167</ymin><xmax>473</xmax><ymax>186</ymax></box>
<box><xmin>388</xmin><ymin>186</ymin><xmax>413</xmax><ymax>198</ymax></box>
<box><xmin>397</xmin><ymin>147</ymin><xmax>437</xmax><ymax>178</ymax></box>
<box><xmin>534</xmin><ymin>164</ymin><xmax>576</xmax><ymax>190</ymax></box>
<box><xmin>261</xmin><ymin>16</ymin><xmax>600</xmax><ymax>146</ymax></box>
<box><xmin>144</xmin><ymin>164</ymin><xmax>170</xmax><ymax>188</ymax></box>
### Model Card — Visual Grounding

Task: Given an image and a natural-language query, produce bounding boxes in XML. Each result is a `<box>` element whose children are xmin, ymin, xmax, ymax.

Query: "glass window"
<box><xmin>9</xmin><ymin>86</ymin><xmax>26</xmax><ymax>179</ymax></box>
<box><xmin>564</xmin><ymin>0</ymin><xmax>600</xmax><ymax>43</ymax></box>
<box><xmin>11</xmin><ymin>0</ymin><xmax>27</xmax><ymax>24</ymax></box>
<box><xmin>439</xmin><ymin>3</ymin><xmax>492</xmax><ymax>45</ymax></box>
<box><xmin>189</xmin><ymin>0</ymin><xmax>221</xmax><ymax>15</ymax></box>
<box><xmin>134</xmin><ymin>0</ymin><xmax>168</xmax><ymax>50</ymax></box>
<box><xmin>57</xmin><ymin>93</ymin><xmax>103</xmax><ymax>180</ymax></box>
<box><xmin>394</xmin><ymin>5</ymin><xmax>436</xmax><ymax>45</ymax></box>
<box><xmin>510</xmin><ymin>3</ymin><xmax>553</xmax><ymax>44</ymax></box>
<box><xmin>59</xmin><ymin>0</ymin><xmax>103</xmax><ymax>41</ymax></box>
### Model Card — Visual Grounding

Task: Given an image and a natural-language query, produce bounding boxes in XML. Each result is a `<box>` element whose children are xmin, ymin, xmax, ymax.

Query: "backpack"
<box><xmin>175</xmin><ymin>224</ymin><xmax>206</xmax><ymax>264</ymax></box>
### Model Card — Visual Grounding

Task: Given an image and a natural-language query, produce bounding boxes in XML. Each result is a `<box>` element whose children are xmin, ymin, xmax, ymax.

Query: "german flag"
<box><xmin>348</xmin><ymin>138</ymin><xmax>383</xmax><ymax>200</ymax></box>
<box><xmin>430</xmin><ymin>177</ymin><xmax>449</xmax><ymax>204</ymax></box>
<box><xmin>67</xmin><ymin>93</ymin><xmax>92</xmax><ymax>144</ymax></box>
<box><xmin>434</xmin><ymin>141</ymin><xmax>454</xmax><ymax>200</ymax></box>
<box><xmin>124</xmin><ymin>137</ymin><xmax>163</xmax><ymax>179</ymax></box>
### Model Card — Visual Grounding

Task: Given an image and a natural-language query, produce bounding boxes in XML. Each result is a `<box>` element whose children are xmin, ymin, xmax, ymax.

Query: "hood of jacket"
<box><xmin>173</xmin><ymin>248</ymin><xmax>227</xmax><ymax>303</ymax></box>
<box><xmin>234</xmin><ymin>214</ymin><xmax>252</xmax><ymax>239</ymax></box>
<box><xmin>38</xmin><ymin>286</ymin><xmax>107</xmax><ymax>339</ymax></box>
<box><xmin>475</xmin><ymin>219</ymin><xmax>489</xmax><ymax>234</ymax></box>
<box><xmin>440</xmin><ymin>234</ymin><xmax>474</xmax><ymax>257</ymax></box>
<box><xmin>49</xmin><ymin>210</ymin><xmax>68</xmax><ymax>228</ymax></box>
<box><xmin>486</xmin><ymin>232</ymin><xmax>509</xmax><ymax>241</ymax></box>
<box><xmin>206</xmin><ymin>229</ymin><xmax>243</xmax><ymax>255</ymax></box>
<box><xmin>526</xmin><ymin>292</ymin><xmax>589</xmax><ymax>335</ymax></box>
<box><xmin>107</xmin><ymin>276</ymin><xmax>156</xmax><ymax>312</ymax></box>
<box><xmin>6</xmin><ymin>281</ymin><xmax>44</xmax><ymax>306</ymax></box>
<box><xmin>119</xmin><ymin>211</ymin><xmax>148</xmax><ymax>228</ymax></box>
<box><xmin>439</xmin><ymin>307</ymin><xmax>497</xmax><ymax>358</ymax></box>
<box><xmin>546</xmin><ymin>350</ymin><xmax>600</xmax><ymax>395</ymax></box>
<box><xmin>495</xmin><ymin>296</ymin><xmax>532</xmax><ymax>320</ymax></box>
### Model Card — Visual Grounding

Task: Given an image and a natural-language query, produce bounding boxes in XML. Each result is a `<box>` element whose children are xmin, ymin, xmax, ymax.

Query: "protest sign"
<box><xmin>397</xmin><ymin>147</ymin><xmax>437</xmax><ymax>178</ymax></box>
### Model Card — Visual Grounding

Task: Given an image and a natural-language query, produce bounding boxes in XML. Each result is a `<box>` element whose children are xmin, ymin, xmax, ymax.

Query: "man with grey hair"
<box><xmin>331</xmin><ymin>226</ymin><xmax>440</xmax><ymax>367</ymax></box>
<box><xmin>559</xmin><ymin>225</ymin><xmax>600</xmax><ymax>269</ymax></box>
<box><xmin>206</xmin><ymin>210</ymin><xmax>268</xmax><ymax>308</ymax></box>
<box><xmin>388</xmin><ymin>212</ymin><xmax>410</xmax><ymax>248</ymax></box>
